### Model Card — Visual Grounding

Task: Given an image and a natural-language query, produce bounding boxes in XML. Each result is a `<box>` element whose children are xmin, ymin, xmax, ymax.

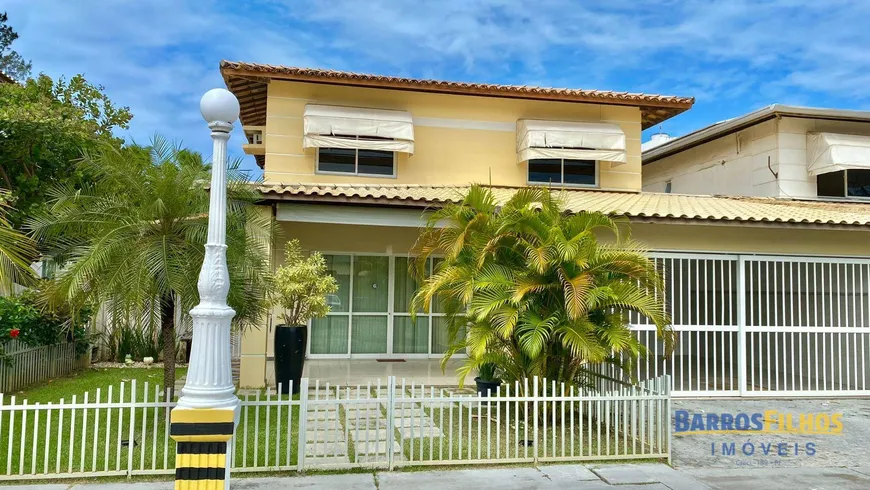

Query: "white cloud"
<box><xmin>5</xmin><ymin>0</ymin><xmax>870</xmax><ymax>157</ymax></box>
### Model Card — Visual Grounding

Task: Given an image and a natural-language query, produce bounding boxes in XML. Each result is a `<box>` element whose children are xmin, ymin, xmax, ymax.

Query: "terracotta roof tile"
<box><xmin>220</xmin><ymin>61</ymin><xmax>694</xmax><ymax>131</ymax></box>
<box><xmin>257</xmin><ymin>183</ymin><xmax>870</xmax><ymax>228</ymax></box>
<box><xmin>222</xmin><ymin>61</ymin><xmax>693</xmax><ymax>107</ymax></box>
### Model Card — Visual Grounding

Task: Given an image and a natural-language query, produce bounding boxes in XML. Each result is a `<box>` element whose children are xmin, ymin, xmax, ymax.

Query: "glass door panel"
<box><xmin>310</xmin><ymin>316</ymin><xmax>349</xmax><ymax>354</ymax></box>
<box><xmin>351</xmin><ymin>315</ymin><xmax>388</xmax><ymax>354</ymax></box>
<box><xmin>393</xmin><ymin>316</ymin><xmax>428</xmax><ymax>354</ymax></box>
<box><xmin>431</xmin><ymin>316</ymin><xmax>465</xmax><ymax>354</ymax></box>
<box><xmin>353</xmin><ymin>256</ymin><xmax>389</xmax><ymax>312</ymax></box>
<box><xmin>351</xmin><ymin>256</ymin><xmax>389</xmax><ymax>354</ymax></box>
<box><xmin>324</xmin><ymin>255</ymin><xmax>351</xmax><ymax>312</ymax></box>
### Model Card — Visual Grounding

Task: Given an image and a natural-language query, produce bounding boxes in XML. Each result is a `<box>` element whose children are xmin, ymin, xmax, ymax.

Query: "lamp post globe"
<box><xmin>200</xmin><ymin>88</ymin><xmax>240</xmax><ymax>124</ymax></box>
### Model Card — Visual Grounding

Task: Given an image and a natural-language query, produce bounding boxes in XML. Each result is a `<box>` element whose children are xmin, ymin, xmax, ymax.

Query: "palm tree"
<box><xmin>411</xmin><ymin>185</ymin><xmax>674</xmax><ymax>390</ymax></box>
<box><xmin>0</xmin><ymin>191</ymin><xmax>37</xmax><ymax>293</ymax></box>
<box><xmin>28</xmin><ymin>137</ymin><xmax>273</xmax><ymax>391</ymax></box>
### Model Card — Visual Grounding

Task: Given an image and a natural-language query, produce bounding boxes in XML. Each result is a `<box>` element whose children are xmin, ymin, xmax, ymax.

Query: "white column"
<box><xmin>177</xmin><ymin>89</ymin><xmax>241</xmax><ymax>411</ymax></box>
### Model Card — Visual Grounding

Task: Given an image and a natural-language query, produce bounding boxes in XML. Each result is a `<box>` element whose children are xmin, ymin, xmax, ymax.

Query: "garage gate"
<box><xmin>622</xmin><ymin>253</ymin><xmax>870</xmax><ymax>397</ymax></box>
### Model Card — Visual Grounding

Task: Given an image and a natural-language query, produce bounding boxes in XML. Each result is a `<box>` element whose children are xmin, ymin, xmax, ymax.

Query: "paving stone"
<box><xmin>307</xmin><ymin>410</ymin><xmax>341</xmax><ymax>421</ymax></box>
<box><xmin>347</xmin><ymin>417</ymin><xmax>388</xmax><ymax>429</ymax></box>
<box><xmin>344</xmin><ymin>408</ymin><xmax>384</xmax><ymax>419</ymax></box>
<box><xmin>302</xmin><ymin>455</ymin><xmax>352</xmax><ymax>467</ymax></box>
<box><xmin>353</xmin><ymin>439</ymin><xmax>402</xmax><ymax>455</ymax></box>
<box><xmin>398</xmin><ymin>424</ymin><xmax>443</xmax><ymax>438</ymax></box>
<box><xmin>305</xmin><ymin>441</ymin><xmax>348</xmax><ymax>457</ymax></box>
<box><xmin>344</xmin><ymin>402</ymin><xmax>383</xmax><ymax>410</ymax></box>
<box><xmin>346</xmin><ymin>428</ymin><xmax>392</xmax><ymax>440</ymax></box>
<box><xmin>391</xmin><ymin>407</ymin><xmax>428</xmax><ymax>418</ymax></box>
<box><xmin>393</xmin><ymin>417</ymin><xmax>436</xmax><ymax>429</ymax></box>
<box><xmin>355</xmin><ymin>453</ymin><xmax>407</xmax><ymax>464</ymax></box>
<box><xmin>305</xmin><ymin>430</ymin><xmax>346</xmax><ymax>443</ymax></box>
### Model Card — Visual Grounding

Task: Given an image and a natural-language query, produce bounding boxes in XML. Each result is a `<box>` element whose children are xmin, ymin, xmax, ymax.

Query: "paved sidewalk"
<box><xmin>0</xmin><ymin>464</ymin><xmax>705</xmax><ymax>489</ymax></box>
<box><xmin>6</xmin><ymin>463</ymin><xmax>870</xmax><ymax>489</ymax></box>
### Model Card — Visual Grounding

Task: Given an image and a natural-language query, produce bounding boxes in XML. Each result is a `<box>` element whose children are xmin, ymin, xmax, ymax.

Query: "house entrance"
<box><xmin>307</xmin><ymin>253</ymin><xmax>460</xmax><ymax>359</ymax></box>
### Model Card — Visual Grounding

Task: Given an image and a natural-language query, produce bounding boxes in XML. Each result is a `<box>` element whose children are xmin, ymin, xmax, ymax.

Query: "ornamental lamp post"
<box><xmin>170</xmin><ymin>88</ymin><xmax>241</xmax><ymax>490</ymax></box>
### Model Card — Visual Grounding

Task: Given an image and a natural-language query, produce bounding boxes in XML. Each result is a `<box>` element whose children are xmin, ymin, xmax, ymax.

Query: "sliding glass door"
<box><xmin>350</xmin><ymin>256</ymin><xmax>389</xmax><ymax>354</ymax></box>
<box><xmin>308</xmin><ymin>253</ymin><xmax>456</xmax><ymax>358</ymax></box>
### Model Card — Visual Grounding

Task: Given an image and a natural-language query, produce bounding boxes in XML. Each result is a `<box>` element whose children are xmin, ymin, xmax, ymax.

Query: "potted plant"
<box><xmin>271</xmin><ymin>240</ymin><xmax>338</xmax><ymax>394</ymax></box>
<box><xmin>475</xmin><ymin>362</ymin><xmax>501</xmax><ymax>397</ymax></box>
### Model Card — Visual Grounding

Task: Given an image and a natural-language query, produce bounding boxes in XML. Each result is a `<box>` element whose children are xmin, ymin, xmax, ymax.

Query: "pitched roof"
<box><xmin>0</xmin><ymin>71</ymin><xmax>15</xmax><ymax>84</ymax></box>
<box><xmin>644</xmin><ymin>104</ymin><xmax>870</xmax><ymax>163</ymax></box>
<box><xmin>257</xmin><ymin>183</ymin><xmax>870</xmax><ymax>228</ymax></box>
<box><xmin>220</xmin><ymin>61</ymin><xmax>694</xmax><ymax>130</ymax></box>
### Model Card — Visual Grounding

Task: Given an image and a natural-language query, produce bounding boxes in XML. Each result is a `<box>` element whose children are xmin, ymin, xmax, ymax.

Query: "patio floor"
<box><xmin>300</xmin><ymin>358</ymin><xmax>467</xmax><ymax>387</ymax></box>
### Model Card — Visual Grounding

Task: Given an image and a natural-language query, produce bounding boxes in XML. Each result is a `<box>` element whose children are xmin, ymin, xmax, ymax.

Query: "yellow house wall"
<box><xmin>239</xmin><ymin>217</ymin><xmax>870</xmax><ymax>387</ymax></box>
<box><xmin>261</xmin><ymin>81</ymin><xmax>642</xmax><ymax>191</ymax></box>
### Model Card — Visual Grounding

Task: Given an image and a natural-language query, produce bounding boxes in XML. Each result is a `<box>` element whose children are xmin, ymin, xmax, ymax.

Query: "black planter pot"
<box><xmin>475</xmin><ymin>377</ymin><xmax>501</xmax><ymax>397</ymax></box>
<box><xmin>274</xmin><ymin>325</ymin><xmax>307</xmax><ymax>395</ymax></box>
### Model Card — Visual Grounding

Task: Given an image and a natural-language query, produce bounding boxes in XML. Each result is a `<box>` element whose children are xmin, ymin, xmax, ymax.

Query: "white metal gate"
<box><xmin>627</xmin><ymin>253</ymin><xmax>870</xmax><ymax>397</ymax></box>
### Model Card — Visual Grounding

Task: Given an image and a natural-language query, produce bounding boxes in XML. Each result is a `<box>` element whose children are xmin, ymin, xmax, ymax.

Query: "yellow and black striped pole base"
<box><xmin>170</xmin><ymin>408</ymin><xmax>235</xmax><ymax>490</ymax></box>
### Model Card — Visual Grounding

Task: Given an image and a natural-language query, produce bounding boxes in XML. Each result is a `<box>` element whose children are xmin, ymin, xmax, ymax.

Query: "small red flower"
<box><xmin>9</xmin><ymin>329</ymin><xmax>19</xmax><ymax>339</ymax></box>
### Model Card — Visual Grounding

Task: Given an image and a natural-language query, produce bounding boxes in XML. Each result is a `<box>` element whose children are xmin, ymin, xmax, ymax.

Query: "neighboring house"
<box><xmin>643</xmin><ymin>104</ymin><xmax>870</xmax><ymax>199</ymax></box>
<box><xmin>222</xmin><ymin>61</ymin><xmax>870</xmax><ymax>398</ymax></box>
<box><xmin>0</xmin><ymin>71</ymin><xmax>14</xmax><ymax>84</ymax></box>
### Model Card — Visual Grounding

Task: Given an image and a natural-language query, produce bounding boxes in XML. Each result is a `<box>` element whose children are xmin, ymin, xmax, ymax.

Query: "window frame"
<box><xmin>817</xmin><ymin>169</ymin><xmax>870</xmax><ymax>201</ymax></box>
<box><xmin>315</xmin><ymin>135</ymin><xmax>398</xmax><ymax>178</ymax></box>
<box><xmin>526</xmin><ymin>157</ymin><xmax>599</xmax><ymax>188</ymax></box>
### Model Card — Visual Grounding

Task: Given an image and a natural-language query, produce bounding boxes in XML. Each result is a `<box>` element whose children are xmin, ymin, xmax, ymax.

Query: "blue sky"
<box><xmin>6</xmin><ymin>0</ymin><xmax>870</xmax><ymax>178</ymax></box>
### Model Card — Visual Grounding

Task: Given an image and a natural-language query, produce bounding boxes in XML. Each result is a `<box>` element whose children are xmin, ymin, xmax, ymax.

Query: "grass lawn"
<box><xmin>9</xmin><ymin>366</ymin><xmax>187</xmax><ymax>404</ymax></box>
<box><xmin>395</xmin><ymin>389</ymin><xmax>668</xmax><ymax>465</ymax></box>
<box><xmin>0</xmin><ymin>367</ymin><xmax>299</xmax><ymax>479</ymax></box>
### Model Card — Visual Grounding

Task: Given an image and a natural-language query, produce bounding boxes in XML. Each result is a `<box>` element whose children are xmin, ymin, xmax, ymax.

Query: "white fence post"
<box><xmin>532</xmin><ymin>376</ymin><xmax>539</xmax><ymax>465</ymax></box>
<box><xmin>296</xmin><ymin>378</ymin><xmax>309</xmax><ymax>472</ymax></box>
<box><xmin>127</xmin><ymin>380</ymin><xmax>136</xmax><ymax>477</ymax></box>
<box><xmin>386</xmin><ymin>376</ymin><xmax>396</xmax><ymax>471</ymax></box>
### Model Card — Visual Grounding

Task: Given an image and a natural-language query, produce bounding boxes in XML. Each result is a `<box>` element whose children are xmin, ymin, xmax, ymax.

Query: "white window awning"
<box><xmin>303</xmin><ymin>104</ymin><xmax>415</xmax><ymax>154</ymax></box>
<box><xmin>807</xmin><ymin>132</ymin><xmax>870</xmax><ymax>176</ymax></box>
<box><xmin>516</xmin><ymin>119</ymin><xmax>627</xmax><ymax>164</ymax></box>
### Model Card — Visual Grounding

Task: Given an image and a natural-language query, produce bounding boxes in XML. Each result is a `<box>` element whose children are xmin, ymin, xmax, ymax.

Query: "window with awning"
<box><xmin>516</xmin><ymin>119</ymin><xmax>627</xmax><ymax>164</ymax></box>
<box><xmin>807</xmin><ymin>132</ymin><xmax>870</xmax><ymax>177</ymax></box>
<box><xmin>303</xmin><ymin>104</ymin><xmax>415</xmax><ymax>154</ymax></box>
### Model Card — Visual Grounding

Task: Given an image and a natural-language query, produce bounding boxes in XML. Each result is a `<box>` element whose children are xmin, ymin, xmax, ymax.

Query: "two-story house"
<box><xmin>223</xmin><ymin>62</ymin><xmax>870</xmax><ymax>399</ymax></box>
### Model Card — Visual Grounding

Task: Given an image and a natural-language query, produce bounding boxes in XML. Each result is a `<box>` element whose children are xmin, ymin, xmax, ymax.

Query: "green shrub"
<box><xmin>101</xmin><ymin>322</ymin><xmax>160</xmax><ymax>362</ymax></box>
<box><xmin>0</xmin><ymin>285</ymin><xmax>93</xmax><ymax>364</ymax></box>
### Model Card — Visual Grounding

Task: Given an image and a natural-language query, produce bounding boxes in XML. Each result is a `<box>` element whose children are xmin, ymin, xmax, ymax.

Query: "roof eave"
<box><xmin>255</xmin><ymin>187</ymin><xmax>870</xmax><ymax>230</ymax></box>
<box><xmin>644</xmin><ymin>104</ymin><xmax>870</xmax><ymax>164</ymax></box>
<box><xmin>220</xmin><ymin>61</ymin><xmax>694</xmax><ymax>130</ymax></box>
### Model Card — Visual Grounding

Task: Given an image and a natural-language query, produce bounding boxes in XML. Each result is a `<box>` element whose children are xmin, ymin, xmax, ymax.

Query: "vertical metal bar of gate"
<box><xmin>737</xmin><ymin>256</ymin><xmax>748</xmax><ymax>396</ymax></box>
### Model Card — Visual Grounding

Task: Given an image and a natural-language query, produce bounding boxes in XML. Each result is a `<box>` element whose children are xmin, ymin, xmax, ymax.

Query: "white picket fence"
<box><xmin>0</xmin><ymin>374</ymin><xmax>670</xmax><ymax>481</ymax></box>
<box><xmin>0</xmin><ymin>342</ymin><xmax>88</xmax><ymax>393</ymax></box>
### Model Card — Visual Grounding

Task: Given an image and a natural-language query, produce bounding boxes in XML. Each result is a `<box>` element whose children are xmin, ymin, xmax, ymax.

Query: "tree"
<box><xmin>0</xmin><ymin>74</ymin><xmax>132</xmax><ymax>228</ymax></box>
<box><xmin>0</xmin><ymin>190</ymin><xmax>36</xmax><ymax>293</ymax></box>
<box><xmin>28</xmin><ymin>137</ymin><xmax>274</xmax><ymax>391</ymax></box>
<box><xmin>0</xmin><ymin>12</ymin><xmax>31</xmax><ymax>81</ymax></box>
<box><xmin>411</xmin><ymin>185</ymin><xmax>674</xmax><ymax>390</ymax></box>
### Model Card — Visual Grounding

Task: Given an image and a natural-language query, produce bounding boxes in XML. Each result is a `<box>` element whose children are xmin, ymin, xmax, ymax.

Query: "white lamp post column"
<box><xmin>177</xmin><ymin>88</ymin><xmax>241</xmax><ymax>411</ymax></box>
<box><xmin>170</xmin><ymin>88</ymin><xmax>241</xmax><ymax>490</ymax></box>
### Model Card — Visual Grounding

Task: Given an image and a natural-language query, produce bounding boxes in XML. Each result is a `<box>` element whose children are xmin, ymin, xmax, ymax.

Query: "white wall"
<box><xmin>643</xmin><ymin>117</ymin><xmax>870</xmax><ymax>199</ymax></box>
<box><xmin>777</xmin><ymin>117</ymin><xmax>870</xmax><ymax>198</ymax></box>
<box><xmin>643</xmin><ymin>119</ymin><xmax>779</xmax><ymax>196</ymax></box>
